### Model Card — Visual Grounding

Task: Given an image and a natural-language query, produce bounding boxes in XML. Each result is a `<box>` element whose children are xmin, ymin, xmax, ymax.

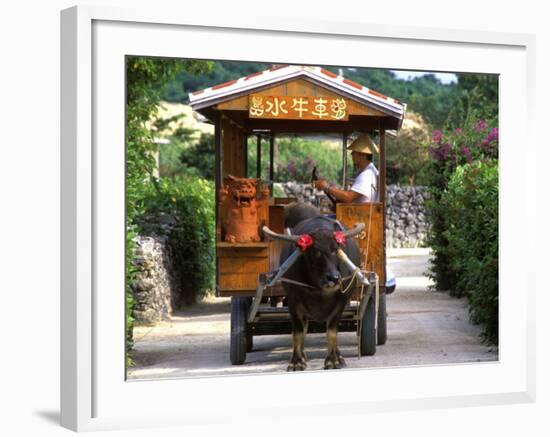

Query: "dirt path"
<box><xmin>127</xmin><ymin>249</ymin><xmax>497</xmax><ymax>380</ymax></box>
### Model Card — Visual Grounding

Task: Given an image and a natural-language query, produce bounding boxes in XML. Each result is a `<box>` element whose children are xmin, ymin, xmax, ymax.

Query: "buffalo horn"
<box><xmin>342</xmin><ymin>222</ymin><xmax>365</xmax><ymax>239</ymax></box>
<box><xmin>262</xmin><ymin>226</ymin><xmax>300</xmax><ymax>243</ymax></box>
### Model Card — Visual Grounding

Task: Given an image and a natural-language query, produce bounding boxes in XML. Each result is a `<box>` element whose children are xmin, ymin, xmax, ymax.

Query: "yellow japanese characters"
<box><xmin>249</xmin><ymin>95</ymin><xmax>348</xmax><ymax>121</ymax></box>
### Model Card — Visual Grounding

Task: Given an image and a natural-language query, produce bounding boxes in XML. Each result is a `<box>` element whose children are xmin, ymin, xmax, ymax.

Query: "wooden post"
<box><xmin>342</xmin><ymin>133</ymin><xmax>348</xmax><ymax>187</ymax></box>
<box><xmin>379</xmin><ymin>123</ymin><xmax>387</xmax><ymax>288</ymax></box>
<box><xmin>214</xmin><ymin>114</ymin><xmax>222</xmax><ymax>296</ymax></box>
<box><xmin>269</xmin><ymin>134</ymin><xmax>275</xmax><ymax>195</ymax></box>
<box><xmin>256</xmin><ymin>134</ymin><xmax>261</xmax><ymax>178</ymax></box>
<box><xmin>243</xmin><ymin>132</ymin><xmax>248</xmax><ymax>178</ymax></box>
<box><xmin>215</xmin><ymin>115</ymin><xmax>222</xmax><ymax>204</ymax></box>
<box><xmin>379</xmin><ymin>126</ymin><xmax>386</xmax><ymax>205</ymax></box>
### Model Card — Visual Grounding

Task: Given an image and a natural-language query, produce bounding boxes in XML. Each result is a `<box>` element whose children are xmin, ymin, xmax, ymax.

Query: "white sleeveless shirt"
<box><xmin>350</xmin><ymin>163</ymin><xmax>379</xmax><ymax>203</ymax></box>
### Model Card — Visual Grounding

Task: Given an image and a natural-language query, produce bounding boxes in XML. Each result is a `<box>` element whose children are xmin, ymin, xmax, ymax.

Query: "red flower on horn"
<box><xmin>334</xmin><ymin>231</ymin><xmax>346</xmax><ymax>246</ymax></box>
<box><xmin>296</xmin><ymin>234</ymin><xmax>313</xmax><ymax>251</ymax></box>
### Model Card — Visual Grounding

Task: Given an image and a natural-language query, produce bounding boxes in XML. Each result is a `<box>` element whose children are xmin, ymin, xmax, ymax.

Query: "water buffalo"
<box><xmin>263</xmin><ymin>203</ymin><xmax>363</xmax><ymax>371</ymax></box>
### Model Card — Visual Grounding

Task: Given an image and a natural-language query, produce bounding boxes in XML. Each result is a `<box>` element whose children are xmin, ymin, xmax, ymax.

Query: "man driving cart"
<box><xmin>313</xmin><ymin>133</ymin><xmax>395</xmax><ymax>293</ymax></box>
<box><xmin>313</xmin><ymin>133</ymin><xmax>379</xmax><ymax>204</ymax></box>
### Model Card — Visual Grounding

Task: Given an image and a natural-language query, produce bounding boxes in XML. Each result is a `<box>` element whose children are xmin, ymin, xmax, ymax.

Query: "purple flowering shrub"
<box><xmin>428</xmin><ymin>119</ymin><xmax>498</xmax><ymax>171</ymax></box>
<box><xmin>425</xmin><ymin>119</ymin><xmax>499</xmax><ymax>344</ymax></box>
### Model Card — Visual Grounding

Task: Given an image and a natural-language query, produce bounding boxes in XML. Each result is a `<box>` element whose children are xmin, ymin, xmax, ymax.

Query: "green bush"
<box><xmin>425</xmin><ymin>118</ymin><xmax>498</xmax><ymax>292</ymax></box>
<box><xmin>125</xmin><ymin>57</ymin><xmax>213</xmax><ymax>359</ymax></box>
<box><xmin>140</xmin><ymin>176</ymin><xmax>215</xmax><ymax>306</ymax></box>
<box><xmin>445</xmin><ymin>161</ymin><xmax>499</xmax><ymax>344</ymax></box>
<box><xmin>424</xmin><ymin>117</ymin><xmax>499</xmax><ymax>345</ymax></box>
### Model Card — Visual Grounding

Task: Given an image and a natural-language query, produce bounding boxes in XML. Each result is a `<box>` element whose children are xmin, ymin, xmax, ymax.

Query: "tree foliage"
<box><xmin>126</xmin><ymin>57</ymin><xmax>213</xmax><ymax>220</ymax></box>
<box><xmin>445</xmin><ymin>73</ymin><xmax>498</xmax><ymax>129</ymax></box>
<box><xmin>336</xmin><ymin>69</ymin><xmax>460</xmax><ymax>129</ymax></box>
<box><xmin>164</xmin><ymin>61</ymin><xmax>270</xmax><ymax>102</ymax></box>
<box><xmin>179</xmin><ymin>133</ymin><xmax>216</xmax><ymax>180</ymax></box>
<box><xmin>125</xmin><ymin>57</ymin><xmax>213</xmax><ymax>356</ymax></box>
<box><xmin>386</xmin><ymin>126</ymin><xmax>431</xmax><ymax>185</ymax></box>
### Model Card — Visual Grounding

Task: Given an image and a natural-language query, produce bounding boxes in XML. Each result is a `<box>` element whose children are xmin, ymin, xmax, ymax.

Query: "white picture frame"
<box><xmin>60</xmin><ymin>5</ymin><xmax>536</xmax><ymax>432</ymax></box>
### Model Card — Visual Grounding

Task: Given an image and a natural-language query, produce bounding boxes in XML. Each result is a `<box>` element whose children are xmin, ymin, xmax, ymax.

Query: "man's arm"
<box><xmin>326</xmin><ymin>185</ymin><xmax>361</xmax><ymax>203</ymax></box>
<box><xmin>313</xmin><ymin>178</ymin><xmax>361</xmax><ymax>203</ymax></box>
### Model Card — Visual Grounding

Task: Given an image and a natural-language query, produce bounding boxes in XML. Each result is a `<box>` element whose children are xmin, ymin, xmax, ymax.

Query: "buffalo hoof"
<box><xmin>287</xmin><ymin>359</ymin><xmax>307</xmax><ymax>372</ymax></box>
<box><xmin>324</xmin><ymin>355</ymin><xmax>346</xmax><ymax>370</ymax></box>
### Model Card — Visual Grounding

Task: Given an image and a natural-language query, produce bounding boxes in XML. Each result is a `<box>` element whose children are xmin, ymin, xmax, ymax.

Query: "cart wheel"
<box><xmin>230</xmin><ymin>297</ymin><xmax>248</xmax><ymax>365</ymax></box>
<box><xmin>245</xmin><ymin>298</ymin><xmax>253</xmax><ymax>352</ymax></box>
<box><xmin>377</xmin><ymin>292</ymin><xmax>387</xmax><ymax>346</ymax></box>
<box><xmin>360</xmin><ymin>297</ymin><xmax>377</xmax><ymax>356</ymax></box>
<box><xmin>246</xmin><ymin>333</ymin><xmax>253</xmax><ymax>352</ymax></box>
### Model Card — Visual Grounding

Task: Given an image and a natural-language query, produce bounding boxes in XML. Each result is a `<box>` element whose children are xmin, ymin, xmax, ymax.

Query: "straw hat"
<box><xmin>347</xmin><ymin>133</ymin><xmax>379</xmax><ymax>155</ymax></box>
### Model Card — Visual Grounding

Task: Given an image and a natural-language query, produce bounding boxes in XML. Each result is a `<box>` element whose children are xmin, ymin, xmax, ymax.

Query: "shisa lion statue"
<box><xmin>219</xmin><ymin>175</ymin><xmax>269</xmax><ymax>243</ymax></box>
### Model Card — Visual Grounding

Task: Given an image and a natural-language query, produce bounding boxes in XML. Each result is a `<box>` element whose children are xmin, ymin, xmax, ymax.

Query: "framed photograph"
<box><xmin>61</xmin><ymin>5</ymin><xmax>536</xmax><ymax>432</ymax></box>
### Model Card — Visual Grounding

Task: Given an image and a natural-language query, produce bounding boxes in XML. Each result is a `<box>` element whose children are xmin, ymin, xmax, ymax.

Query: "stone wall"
<box><xmin>274</xmin><ymin>181</ymin><xmax>317</xmax><ymax>204</ymax></box>
<box><xmin>131</xmin><ymin>235</ymin><xmax>174</xmax><ymax>325</ymax></box>
<box><xmin>385</xmin><ymin>185</ymin><xmax>429</xmax><ymax>248</ymax></box>
<box><xmin>274</xmin><ymin>182</ymin><xmax>429</xmax><ymax>248</ymax></box>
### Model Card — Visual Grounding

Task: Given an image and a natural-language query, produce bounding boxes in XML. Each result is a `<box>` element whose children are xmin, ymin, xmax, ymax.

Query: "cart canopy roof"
<box><xmin>189</xmin><ymin>65</ymin><xmax>406</xmax><ymax>133</ymax></box>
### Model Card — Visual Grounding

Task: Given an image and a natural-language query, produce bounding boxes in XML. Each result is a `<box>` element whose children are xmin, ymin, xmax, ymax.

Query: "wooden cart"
<box><xmin>189</xmin><ymin>65</ymin><xmax>406</xmax><ymax>364</ymax></box>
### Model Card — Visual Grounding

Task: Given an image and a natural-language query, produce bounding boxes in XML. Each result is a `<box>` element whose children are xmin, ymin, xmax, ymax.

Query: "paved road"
<box><xmin>127</xmin><ymin>249</ymin><xmax>497</xmax><ymax>380</ymax></box>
